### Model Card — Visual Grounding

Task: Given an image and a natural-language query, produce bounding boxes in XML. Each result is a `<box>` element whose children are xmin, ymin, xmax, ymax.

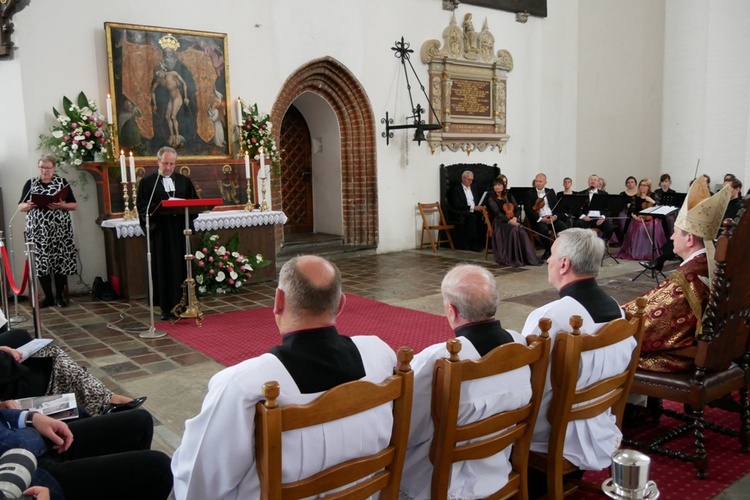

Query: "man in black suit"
<box><xmin>446</xmin><ymin>170</ymin><xmax>485</xmax><ymax>251</ymax></box>
<box><xmin>523</xmin><ymin>173</ymin><xmax>567</xmax><ymax>260</ymax></box>
<box><xmin>573</xmin><ymin>174</ymin><xmax>614</xmax><ymax>241</ymax></box>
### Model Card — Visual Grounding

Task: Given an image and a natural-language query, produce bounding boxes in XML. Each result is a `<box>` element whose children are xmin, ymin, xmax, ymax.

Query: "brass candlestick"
<box><xmin>244</xmin><ymin>178</ymin><xmax>254</xmax><ymax>212</ymax></box>
<box><xmin>121</xmin><ymin>181</ymin><xmax>135</xmax><ymax>220</ymax></box>
<box><xmin>128</xmin><ymin>181</ymin><xmax>139</xmax><ymax>220</ymax></box>
<box><xmin>107</xmin><ymin>123</ymin><xmax>117</xmax><ymax>159</ymax></box>
<box><xmin>260</xmin><ymin>175</ymin><xmax>269</xmax><ymax>211</ymax></box>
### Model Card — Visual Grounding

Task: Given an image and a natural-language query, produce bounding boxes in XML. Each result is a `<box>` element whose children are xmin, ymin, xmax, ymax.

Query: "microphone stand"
<box><xmin>6</xmin><ymin>185</ymin><xmax>34</xmax><ymax>325</ymax></box>
<box><xmin>138</xmin><ymin>175</ymin><xmax>167</xmax><ymax>339</ymax></box>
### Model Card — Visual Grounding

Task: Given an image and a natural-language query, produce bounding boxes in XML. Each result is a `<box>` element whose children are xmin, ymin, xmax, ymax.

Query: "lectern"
<box><xmin>153</xmin><ymin>198</ymin><xmax>223</xmax><ymax>326</ymax></box>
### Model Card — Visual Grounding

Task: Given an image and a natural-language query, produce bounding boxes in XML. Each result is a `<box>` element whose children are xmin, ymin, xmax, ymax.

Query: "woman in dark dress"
<box><xmin>614</xmin><ymin>175</ymin><xmax>639</xmax><ymax>244</ymax></box>
<box><xmin>617</xmin><ymin>178</ymin><xmax>667</xmax><ymax>260</ymax></box>
<box><xmin>484</xmin><ymin>176</ymin><xmax>540</xmax><ymax>267</ymax></box>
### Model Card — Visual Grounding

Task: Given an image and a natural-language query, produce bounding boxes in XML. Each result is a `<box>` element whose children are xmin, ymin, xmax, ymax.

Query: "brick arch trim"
<box><xmin>271</xmin><ymin>57</ymin><xmax>378</xmax><ymax>246</ymax></box>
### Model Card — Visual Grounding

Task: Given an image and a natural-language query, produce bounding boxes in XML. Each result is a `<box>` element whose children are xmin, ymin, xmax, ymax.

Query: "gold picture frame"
<box><xmin>105</xmin><ymin>22</ymin><xmax>232</xmax><ymax>159</ymax></box>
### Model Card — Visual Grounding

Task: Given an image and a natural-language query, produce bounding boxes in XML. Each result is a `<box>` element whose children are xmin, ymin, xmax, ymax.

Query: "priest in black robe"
<box><xmin>137</xmin><ymin>146</ymin><xmax>198</xmax><ymax>320</ymax></box>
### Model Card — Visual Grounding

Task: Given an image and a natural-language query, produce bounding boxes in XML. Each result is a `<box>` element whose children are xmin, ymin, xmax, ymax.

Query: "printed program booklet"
<box><xmin>15</xmin><ymin>393</ymin><xmax>79</xmax><ymax>421</ymax></box>
<box><xmin>17</xmin><ymin>338</ymin><xmax>53</xmax><ymax>362</ymax></box>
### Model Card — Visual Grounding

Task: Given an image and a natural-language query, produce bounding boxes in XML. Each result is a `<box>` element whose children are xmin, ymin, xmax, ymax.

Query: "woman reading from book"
<box><xmin>17</xmin><ymin>155</ymin><xmax>78</xmax><ymax>308</ymax></box>
<box><xmin>484</xmin><ymin>176</ymin><xmax>540</xmax><ymax>267</ymax></box>
<box><xmin>0</xmin><ymin>327</ymin><xmax>146</xmax><ymax>415</ymax></box>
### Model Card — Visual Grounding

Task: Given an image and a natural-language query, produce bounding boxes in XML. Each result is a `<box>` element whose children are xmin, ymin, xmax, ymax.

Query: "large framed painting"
<box><xmin>105</xmin><ymin>23</ymin><xmax>232</xmax><ymax>159</ymax></box>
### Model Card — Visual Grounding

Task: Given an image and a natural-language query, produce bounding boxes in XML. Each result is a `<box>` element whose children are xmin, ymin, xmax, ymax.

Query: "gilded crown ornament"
<box><xmin>158</xmin><ymin>33</ymin><xmax>180</xmax><ymax>51</ymax></box>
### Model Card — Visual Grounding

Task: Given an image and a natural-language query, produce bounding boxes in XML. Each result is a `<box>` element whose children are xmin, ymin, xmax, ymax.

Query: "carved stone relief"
<box><xmin>421</xmin><ymin>13</ymin><xmax>513</xmax><ymax>154</ymax></box>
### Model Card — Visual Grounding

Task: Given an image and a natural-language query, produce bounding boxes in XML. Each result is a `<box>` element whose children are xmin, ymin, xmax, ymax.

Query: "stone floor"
<box><xmin>5</xmin><ymin>248</ymin><xmax>747</xmax><ymax>498</ymax></box>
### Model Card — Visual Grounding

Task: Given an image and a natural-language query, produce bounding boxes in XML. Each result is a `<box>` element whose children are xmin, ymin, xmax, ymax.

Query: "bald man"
<box><xmin>172</xmin><ymin>255</ymin><xmax>397</xmax><ymax>499</ymax></box>
<box><xmin>400</xmin><ymin>264</ymin><xmax>532</xmax><ymax>499</ymax></box>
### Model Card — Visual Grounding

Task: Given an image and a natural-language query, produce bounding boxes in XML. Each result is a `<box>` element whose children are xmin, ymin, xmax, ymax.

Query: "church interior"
<box><xmin>2</xmin><ymin>0</ymin><xmax>750</xmax><ymax>498</ymax></box>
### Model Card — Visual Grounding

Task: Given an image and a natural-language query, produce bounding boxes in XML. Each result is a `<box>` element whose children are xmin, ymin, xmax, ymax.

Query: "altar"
<box><xmin>101</xmin><ymin>210</ymin><xmax>287</xmax><ymax>299</ymax></box>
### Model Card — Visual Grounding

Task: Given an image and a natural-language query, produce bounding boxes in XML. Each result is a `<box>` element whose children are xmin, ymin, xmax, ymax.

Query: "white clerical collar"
<box><xmin>680</xmin><ymin>247</ymin><xmax>707</xmax><ymax>266</ymax></box>
<box><xmin>162</xmin><ymin>176</ymin><xmax>176</xmax><ymax>194</ymax></box>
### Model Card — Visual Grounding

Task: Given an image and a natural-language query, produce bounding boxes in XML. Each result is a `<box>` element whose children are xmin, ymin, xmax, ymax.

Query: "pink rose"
<box><xmin>84</xmin><ymin>131</ymin><xmax>91</xmax><ymax>137</ymax></box>
<box><xmin>228</xmin><ymin>266</ymin><xmax>234</xmax><ymax>272</ymax></box>
<box><xmin>202</xmin><ymin>247</ymin><xmax>208</xmax><ymax>253</ymax></box>
<box><xmin>71</xmin><ymin>123</ymin><xmax>78</xmax><ymax>129</ymax></box>
<box><xmin>209</xmin><ymin>269</ymin><xmax>215</xmax><ymax>275</ymax></box>
<box><xmin>99</xmin><ymin>137</ymin><xmax>106</xmax><ymax>144</ymax></box>
<box><xmin>63</xmin><ymin>136</ymin><xmax>70</xmax><ymax>142</ymax></box>
<box><xmin>88</xmin><ymin>115</ymin><xmax>95</xmax><ymax>121</ymax></box>
<box><xmin>198</xmin><ymin>261</ymin><xmax>205</xmax><ymax>267</ymax></box>
<box><xmin>73</xmin><ymin>140</ymin><xmax>79</xmax><ymax>145</ymax></box>
<box><xmin>222</xmin><ymin>255</ymin><xmax>229</xmax><ymax>261</ymax></box>
<box><xmin>245</xmin><ymin>272</ymin><xmax>252</xmax><ymax>279</ymax></box>
<box><xmin>245</xmin><ymin>125</ymin><xmax>251</xmax><ymax>130</ymax></box>
<box><xmin>218</xmin><ymin>262</ymin><xmax>224</xmax><ymax>268</ymax></box>
<box><xmin>208</xmin><ymin>256</ymin><xmax>214</xmax><ymax>262</ymax></box>
<box><xmin>94</xmin><ymin>131</ymin><xmax>102</xmax><ymax>137</ymax></box>
<box><xmin>96</xmin><ymin>121</ymin><xmax>103</xmax><ymax>127</ymax></box>
<box><xmin>228</xmin><ymin>279</ymin><xmax>234</xmax><ymax>285</ymax></box>
<box><xmin>251</xmin><ymin>138</ymin><xmax>257</xmax><ymax>143</ymax></box>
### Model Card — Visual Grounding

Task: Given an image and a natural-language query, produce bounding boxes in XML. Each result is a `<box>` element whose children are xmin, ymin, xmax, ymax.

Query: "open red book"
<box><xmin>30</xmin><ymin>184</ymin><xmax>71</xmax><ymax>209</ymax></box>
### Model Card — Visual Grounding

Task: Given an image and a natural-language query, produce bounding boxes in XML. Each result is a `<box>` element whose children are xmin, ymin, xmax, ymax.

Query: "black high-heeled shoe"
<box><xmin>101</xmin><ymin>396</ymin><xmax>148</xmax><ymax>415</ymax></box>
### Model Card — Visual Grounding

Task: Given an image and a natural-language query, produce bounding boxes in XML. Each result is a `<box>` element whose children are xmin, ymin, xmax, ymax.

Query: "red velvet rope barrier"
<box><xmin>0</xmin><ymin>244</ymin><xmax>29</xmax><ymax>295</ymax></box>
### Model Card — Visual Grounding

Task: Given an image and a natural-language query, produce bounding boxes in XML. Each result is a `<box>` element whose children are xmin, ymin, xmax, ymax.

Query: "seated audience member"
<box><xmin>623</xmin><ymin>181</ymin><xmax>732</xmax><ymax>372</ymax></box>
<box><xmin>617</xmin><ymin>178</ymin><xmax>667</xmax><ymax>260</ymax></box>
<box><xmin>521</xmin><ymin>228</ymin><xmax>629</xmax><ymax>482</ymax></box>
<box><xmin>171</xmin><ymin>255</ymin><xmax>398</xmax><ymax>499</ymax></box>
<box><xmin>523</xmin><ymin>173</ymin><xmax>567</xmax><ymax>261</ymax></box>
<box><xmin>485</xmin><ymin>176</ymin><xmax>540</xmax><ymax>267</ymax></box>
<box><xmin>723</xmin><ymin>179</ymin><xmax>743</xmax><ymax>222</ymax></box>
<box><xmin>446</xmin><ymin>170</ymin><xmax>485</xmax><ymax>251</ymax></box>
<box><xmin>573</xmin><ymin>174</ymin><xmax>615</xmax><ymax>242</ymax></box>
<box><xmin>0</xmin><ymin>327</ymin><xmax>145</xmax><ymax>415</ymax></box>
<box><xmin>651</xmin><ymin>173</ymin><xmax>675</xmax><ymax>206</ymax></box>
<box><xmin>399</xmin><ymin>264</ymin><xmax>531</xmax><ymax>499</ymax></box>
<box><xmin>0</xmin><ymin>408</ymin><xmax>172</xmax><ymax>500</ymax></box>
<box><xmin>597</xmin><ymin>176</ymin><xmax>607</xmax><ymax>192</ymax></box>
<box><xmin>556</xmin><ymin>176</ymin><xmax>574</xmax><ymax>199</ymax></box>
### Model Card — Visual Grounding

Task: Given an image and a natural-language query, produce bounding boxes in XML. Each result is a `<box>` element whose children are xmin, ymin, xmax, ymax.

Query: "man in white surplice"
<box><xmin>171</xmin><ymin>255</ymin><xmax>397</xmax><ymax>500</ymax></box>
<box><xmin>400</xmin><ymin>264</ymin><xmax>532</xmax><ymax>500</ymax></box>
<box><xmin>521</xmin><ymin>228</ymin><xmax>632</xmax><ymax>474</ymax></box>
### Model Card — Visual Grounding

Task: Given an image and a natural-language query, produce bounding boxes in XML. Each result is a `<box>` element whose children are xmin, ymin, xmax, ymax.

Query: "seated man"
<box><xmin>171</xmin><ymin>255</ymin><xmax>397</xmax><ymax>499</ymax></box>
<box><xmin>400</xmin><ymin>264</ymin><xmax>531</xmax><ymax>499</ymax></box>
<box><xmin>0</xmin><ymin>408</ymin><xmax>172</xmax><ymax>500</ymax></box>
<box><xmin>446</xmin><ymin>170</ymin><xmax>485</xmax><ymax>251</ymax></box>
<box><xmin>623</xmin><ymin>180</ymin><xmax>731</xmax><ymax>373</ymax></box>
<box><xmin>523</xmin><ymin>173</ymin><xmax>567</xmax><ymax>261</ymax></box>
<box><xmin>521</xmin><ymin>228</ymin><xmax>629</xmax><ymax>477</ymax></box>
<box><xmin>573</xmin><ymin>174</ymin><xmax>615</xmax><ymax>241</ymax></box>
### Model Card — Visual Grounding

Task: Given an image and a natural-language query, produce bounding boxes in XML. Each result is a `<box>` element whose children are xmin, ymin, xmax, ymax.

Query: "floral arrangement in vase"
<box><xmin>38</xmin><ymin>92</ymin><xmax>112</xmax><ymax>167</ymax></box>
<box><xmin>193</xmin><ymin>233</ymin><xmax>271</xmax><ymax>296</ymax></box>
<box><xmin>238</xmin><ymin>101</ymin><xmax>280</xmax><ymax>167</ymax></box>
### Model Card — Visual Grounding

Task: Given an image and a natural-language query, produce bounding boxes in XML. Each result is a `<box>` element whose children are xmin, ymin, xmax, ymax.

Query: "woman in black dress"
<box><xmin>484</xmin><ymin>176</ymin><xmax>540</xmax><ymax>267</ymax></box>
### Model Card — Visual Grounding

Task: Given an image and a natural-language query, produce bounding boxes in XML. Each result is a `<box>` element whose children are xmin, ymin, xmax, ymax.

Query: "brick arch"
<box><xmin>271</xmin><ymin>57</ymin><xmax>378</xmax><ymax>246</ymax></box>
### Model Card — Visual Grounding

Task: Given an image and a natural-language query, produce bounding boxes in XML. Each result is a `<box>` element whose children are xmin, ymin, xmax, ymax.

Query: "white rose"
<box><xmin>216</xmin><ymin>271</ymin><xmax>225</xmax><ymax>282</ymax></box>
<box><xmin>235</xmin><ymin>281</ymin><xmax>242</xmax><ymax>288</ymax></box>
<box><xmin>52</xmin><ymin>130</ymin><xmax>64</xmax><ymax>138</ymax></box>
<box><xmin>195</xmin><ymin>250</ymin><xmax>205</xmax><ymax>259</ymax></box>
<box><xmin>71</xmin><ymin>144</ymin><xmax>78</xmax><ymax>151</ymax></box>
<box><xmin>217</xmin><ymin>246</ymin><xmax>226</xmax><ymax>256</ymax></box>
<box><xmin>74</xmin><ymin>158</ymin><xmax>82</xmax><ymax>166</ymax></box>
<box><xmin>232</xmin><ymin>252</ymin><xmax>240</xmax><ymax>259</ymax></box>
<box><xmin>230</xmin><ymin>271</ymin><xmax>238</xmax><ymax>280</ymax></box>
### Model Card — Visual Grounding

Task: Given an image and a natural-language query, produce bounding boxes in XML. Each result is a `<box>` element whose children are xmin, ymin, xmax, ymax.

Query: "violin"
<box><xmin>503</xmin><ymin>201</ymin><xmax>516</xmax><ymax>220</ymax></box>
<box><xmin>639</xmin><ymin>200</ymin><xmax>654</xmax><ymax>222</ymax></box>
<box><xmin>532</xmin><ymin>196</ymin><xmax>545</xmax><ymax>214</ymax></box>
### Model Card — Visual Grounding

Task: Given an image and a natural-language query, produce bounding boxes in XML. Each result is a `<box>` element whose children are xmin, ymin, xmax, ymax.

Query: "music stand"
<box><xmin>630</xmin><ymin>205</ymin><xmax>678</xmax><ymax>284</ymax></box>
<box><xmin>153</xmin><ymin>198</ymin><xmax>223</xmax><ymax>327</ymax></box>
<box><xmin>658</xmin><ymin>191</ymin><xmax>686</xmax><ymax>209</ymax></box>
<box><xmin>553</xmin><ymin>194</ymin><xmax>588</xmax><ymax>227</ymax></box>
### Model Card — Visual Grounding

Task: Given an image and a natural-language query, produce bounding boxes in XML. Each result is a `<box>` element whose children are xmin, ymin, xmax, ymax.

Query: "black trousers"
<box><xmin>36</xmin><ymin>410</ymin><xmax>173</xmax><ymax>500</ymax></box>
<box><xmin>529</xmin><ymin>218</ymin><xmax>567</xmax><ymax>252</ymax></box>
<box><xmin>573</xmin><ymin>218</ymin><xmax>615</xmax><ymax>241</ymax></box>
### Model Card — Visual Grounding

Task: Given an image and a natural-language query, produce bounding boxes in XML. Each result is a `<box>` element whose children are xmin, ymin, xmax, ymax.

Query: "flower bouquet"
<box><xmin>238</xmin><ymin>101</ymin><xmax>280</xmax><ymax>167</ymax></box>
<box><xmin>193</xmin><ymin>232</ymin><xmax>271</xmax><ymax>296</ymax></box>
<box><xmin>38</xmin><ymin>92</ymin><xmax>112</xmax><ymax>167</ymax></box>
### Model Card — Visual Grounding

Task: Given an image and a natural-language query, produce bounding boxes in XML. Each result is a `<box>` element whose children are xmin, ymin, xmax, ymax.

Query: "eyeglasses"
<box><xmin>39</xmin><ymin>167</ymin><xmax>54</xmax><ymax>171</ymax></box>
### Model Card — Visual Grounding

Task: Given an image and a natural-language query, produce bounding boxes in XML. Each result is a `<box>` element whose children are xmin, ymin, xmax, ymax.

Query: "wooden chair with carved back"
<box><xmin>429</xmin><ymin>321</ymin><xmax>551</xmax><ymax>500</ymax></box>
<box><xmin>255</xmin><ymin>347</ymin><xmax>414</xmax><ymax>500</ymax></box>
<box><xmin>627</xmin><ymin>197</ymin><xmax>750</xmax><ymax>478</ymax></box>
<box><xmin>528</xmin><ymin>298</ymin><xmax>647</xmax><ymax>499</ymax></box>
<box><xmin>418</xmin><ymin>202</ymin><xmax>455</xmax><ymax>253</ymax></box>
<box><xmin>480</xmin><ymin>205</ymin><xmax>493</xmax><ymax>260</ymax></box>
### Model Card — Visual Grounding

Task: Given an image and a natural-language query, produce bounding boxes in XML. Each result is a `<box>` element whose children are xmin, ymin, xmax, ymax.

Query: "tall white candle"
<box><xmin>129</xmin><ymin>152</ymin><xmax>136</xmax><ymax>183</ymax></box>
<box><xmin>119</xmin><ymin>151</ymin><xmax>127</xmax><ymax>183</ymax></box>
<box><xmin>259</xmin><ymin>148</ymin><xmax>266</xmax><ymax>179</ymax></box>
<box><xmin>236</xmin><ymin>98</ymin><xmax>243</xmax><ymax>123</ymax></box>
<box><xmin>244</xmin><ymin>152</ymin><xmax>250</xmax><ymax>179</ymax></box>
<box><xmin>106</xmin><ymin>94</ymin><xmax>113</xmax><ymax>125</ymax></box>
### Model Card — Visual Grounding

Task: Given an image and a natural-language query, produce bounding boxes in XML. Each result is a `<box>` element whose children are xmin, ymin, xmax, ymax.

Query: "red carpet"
<box><xmin>578</xmin><ymin>399</ymin><xmax>750</xmax><ymax>499</ymax></box>
<box><xmin>160</xmin><ymin>294</ymin><xmax>453</xmax><ymax>367</ymax></box>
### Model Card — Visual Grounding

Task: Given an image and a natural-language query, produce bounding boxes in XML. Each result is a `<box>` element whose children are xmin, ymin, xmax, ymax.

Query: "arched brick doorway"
<box><xmin>271</xmin><ymin>57</ymin><xmax>378</xmax><ymax>246</ymax></box>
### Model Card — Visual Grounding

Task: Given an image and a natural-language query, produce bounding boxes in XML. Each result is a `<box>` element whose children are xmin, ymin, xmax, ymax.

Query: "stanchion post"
<box><xmin>26</xmin><ymin>242</ymin><xmax>43</xmax><ymax>339</ymax></box>
<box><xmin>0</xmin><ymin>231</ymin><xmax>10</xmax><ymax>325</ymax></box>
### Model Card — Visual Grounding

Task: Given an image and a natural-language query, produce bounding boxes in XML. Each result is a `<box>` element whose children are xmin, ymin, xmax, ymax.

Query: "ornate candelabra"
<box><xmin>127</xmin><ymin>181</ymin><xmax>139</xmax><ymax>220</ymax></box>
<box><xmin>260</xmin><ymin>173</ymin><xmax>269</xmax><ymax>211</ymax></box>
<box><xmin>244</xmin><ymin>178</ymin><xmax>254</xmax><ymax>212</ymax></box>
<box><xmin>121</xmin><ymin>181</ymin><xmax>135</xmax><ymax>220</ymax></box>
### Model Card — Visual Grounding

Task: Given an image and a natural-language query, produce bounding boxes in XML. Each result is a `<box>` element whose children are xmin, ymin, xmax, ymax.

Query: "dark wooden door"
<box><xmin>280</xmin><ymin>105</ymin><xmax>313</xmax><ymax>233</ymax></box>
